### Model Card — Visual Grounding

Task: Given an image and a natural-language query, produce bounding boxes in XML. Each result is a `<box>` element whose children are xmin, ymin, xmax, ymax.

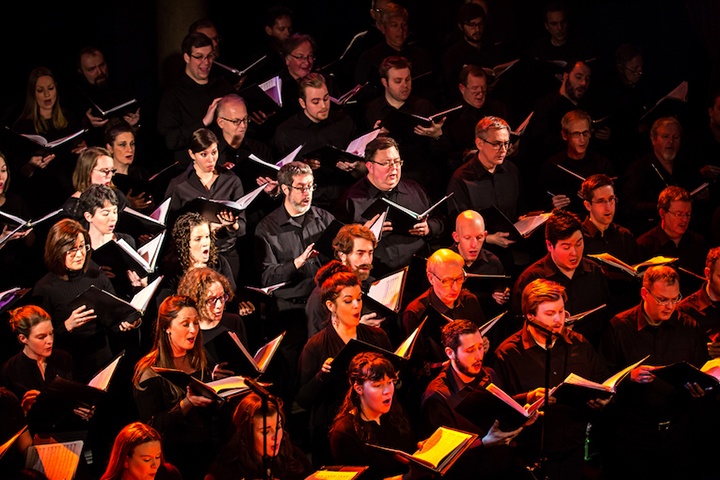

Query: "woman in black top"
<box><xmin>329</xmin><ymin>351</ymin><xmax>418</xmax><ymax>480</ymax></box>
<box><xmin>31</xmin><ymin>218</ymin><xmax>116</xmax><ymax>383</ymax></box>
<box><xmin>132</xmin><ymin>295</ymin><xmax>232</xmax><ymax>480</ymax></box>
<box><xmin>296</xmin><ymin>260</ymin><xmax>393</xmax><ymax>468</ymax></box>
<box><xmin>206</xmin><ymin>393</ymin><xmax>312</xmax><ymax>480</ymax></box>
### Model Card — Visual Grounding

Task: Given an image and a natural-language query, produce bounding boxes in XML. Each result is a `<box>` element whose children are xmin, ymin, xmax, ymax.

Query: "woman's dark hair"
<box><xmin>44</xmin><ymin>218</ymin><xmax>91</xmax><ymax>275</ymax></box>
<box><xmin>330</xmin><ymin>352</ymin><xmax>410</xmax><ymax>442</ymax></box>
<box><xmin>77</xmin><ymin>183</ymin><xmax>119</xmax><ymax>219</ymax></box>
<box><xmin>189</xmin><ymin>127</ymin><xmax>219</xmax><ymax>154</ymax></box>
<box><xmin>104</xmin><ymin>118</ymin><xmax>135</xmax><ymax>147</ymax></box>
<box><xmin>314</xmin><ymin>260</ymin><xmax>360</xmax><ymax>308</ymax></box>
<box><xmin>8</xmin><ymin>305</ymin><xmax>52</xmax><ymax>341</ymax></box>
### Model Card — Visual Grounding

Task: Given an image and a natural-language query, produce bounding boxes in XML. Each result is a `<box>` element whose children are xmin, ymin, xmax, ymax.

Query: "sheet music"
<box><xmin>26</xmin><ymin>440</ymin><xmax>83</xmax><ymax>480</ymax></box>
<box><xmin>367</xmin><ymin>269</ymin><xmax>405</xmax><ymax>311</ymax></box>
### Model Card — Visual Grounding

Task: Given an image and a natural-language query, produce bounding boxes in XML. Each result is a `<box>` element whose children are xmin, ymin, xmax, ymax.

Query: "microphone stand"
<box><xmin>245</xmin><ymin>377</ymin><xmax>273</xmax><ymax>480</ymax></box>
<box><xmin>525</xmin><ymin>319</ymin><xmax>559</xmax><ymax>480</ymax></box>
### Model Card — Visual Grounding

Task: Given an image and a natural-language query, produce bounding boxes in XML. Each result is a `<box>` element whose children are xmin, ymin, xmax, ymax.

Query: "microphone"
<box><xmin>245</xmin><ymin>376</ymin><xmax>272</xmax><ymax>399</ymax></box>
<box><xmin>525</xmin><ymin>319</ymin><xmax>562</xmax><ymax>338</ymax></box>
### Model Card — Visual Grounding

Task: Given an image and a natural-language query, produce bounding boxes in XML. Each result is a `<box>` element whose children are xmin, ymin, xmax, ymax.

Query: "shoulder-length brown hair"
<box><xmin>171</xmin><ymin>212</ymin><xmax>219</xmax><ymax>271</ymax></box>
<box><xmin>44</xmin><ymin>218</ymin><xmax>91</xmax><ymax>275</ymax></box>
<box><xmin>72</xmin><ymin>146</ymin><xmax>114</xmax><ymax>193</ymax></box>
<box><xmin>100</xmin><ymin>422</ymin><xmax>165</xmax><ymax>480</ymax></box>
<box><xmin>18</xmin><ymin>66</ymin><xmax>69</xmax><ymax>134</ymax></box>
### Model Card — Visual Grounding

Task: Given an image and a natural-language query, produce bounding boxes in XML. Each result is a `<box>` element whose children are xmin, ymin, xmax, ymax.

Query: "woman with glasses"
<box><xmin>31</xmin><ymin>218</ymin><xmax>116</xmax><ymax>383</ymax></box>
<box><xmin>328</xmin><ymin>351</ymin><xmax>416</xmax><ymax>480</ymax></box>
<box><xmin>176</xmin><ymin>266</ymin><xmax>249</xmax><ymax>374</ymax></box>
<box><xmin>61</xmin><ymin>146</ymin><xmax>128</xmax><ymax>220</ymax></box>
<box><xmin>296</xmin><ymin>260</ymin><xmax>392</xmax><ymax>468</ymax></box>
<box><xmin>206</xmin><ymin>393</ymin><xmax>312</xmax><ymax>480</ymax></box>
<box><xmin>164</xmin><ymin>128</ymin><xmax>245</xmax><ymax>286</ymax></box>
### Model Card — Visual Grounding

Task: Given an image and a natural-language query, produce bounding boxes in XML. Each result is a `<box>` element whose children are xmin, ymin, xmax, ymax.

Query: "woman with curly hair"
<box><xmin>329</xmin><ymin>351</ymin><xmax>417</xmax><ymax>480</ymax></box>
<box><xmin>155</xmin><ymin>211</ymin><xmax>236</xmax><ymax>308</ymax></box>
<box><xmin>176</xmin><ymin>266</ymin><xmax>248</xmax><ymax>370</ymax></box>
<box><xmin>100</xmin><ymin>421</ymin><xmax>181</xmax><ymax>480</ymax></box>
<box><xmin>296</xmin><ymin>260</ymin><xmax>392</xmax><ymax>468</ymax></box>
<box><xmin>132</xmin><ymin>295</ymin><xmax>232</xmax><ymax>480</ymax></box>
<box><xmin>205</xmin><ymin>393</ymin><xmax>312</xmax><ymax>480</ymax></box>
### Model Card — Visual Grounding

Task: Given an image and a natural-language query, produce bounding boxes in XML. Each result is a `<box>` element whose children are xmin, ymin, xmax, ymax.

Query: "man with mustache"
<box><xmin>305</xmin><ymin>223</ymin><xmax>383</xmax><ymax>338</ymax></box>
<box><xmin>419</xmin><ymin>320</ymin><xmax>526</xmax><ymax>480</ymax></box>
<box><xmin>510</xmin><ymin>209</ymin><xmax>611</xmax><ymax>348</ymax></box>
<box><xmin>636</xmin><ymin>186</ymin><xmax>708</xmax><ymax>297</ymax></box>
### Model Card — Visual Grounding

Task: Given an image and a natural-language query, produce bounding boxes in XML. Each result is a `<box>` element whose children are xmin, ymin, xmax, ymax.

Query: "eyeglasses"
<box><xmin>220</xmin><ymin>116</ymin><xmax>249</xmax><ymax>127</ymax></box>
<box><xmin>647</xmin><ymin>290</ymin><xmax>682</xmax><ymax>307</ymax></box>
<box><xmin>623</xmin><ymin>66</ymin><xmax>643</xmax><ymax>76</ymax></box>
<box><xmin>480</xmin><ymin>138</ymin><xmax>511</xmax><ymax>150</ymax></box>
<box><xmin>430</xmin><ymin>270</ymin><xmax>467</xmax><ymax>288</ymax></box>
<box><xmin>94</xmin><ymin>168</ymin><xmax>117</xmax><ymax>176</ymax></box>
<box><xmin>569</xmin><ymin>130</ymin><xmax>592</xmax><ymax>139</ymax></box>
<box><xmin>205</xmin><ymin>293</ymin><xmax>230</xmax><ymax>307</ymax></box>
<box><xmin>464</xmin><ymin>21</ymin><xmax>484</xmax><ymax>29</ymax></box>
<box><xmin>665</xmin><ymin>210</ymin><xmax>692</xmax><ymax>219</ymax></box>
<box><xmin>191</xmin><ymin>52</ymin><xmax>217</xmax><ymax>62</ymax></box>
<box><xmin>591</xmin><ymin>196</ymin><xmax>619</xmax><ymax>206</ymax></box>
<box><xmin>288</xmin><ymin>183</ymin><xmax>317</xmax><ymax>193</ymax></box>
<box><xmin>289</xmin><ymin>53</ymin><xmax>315</xmax><ymax>62</ymax></box>
<box><xmin>468</xmin><ymin>87</ymin><xmax>487</xmax><ymax>95</ymax></box>
<box><xmin>371</xmin><ymin>159</ymin><xmax>404</xmax><ymax>168</ymax></box>
<box><xmin>66</xmin><ymin>244</ymin><xmax>91</xmax><ymax>256</ymax></box>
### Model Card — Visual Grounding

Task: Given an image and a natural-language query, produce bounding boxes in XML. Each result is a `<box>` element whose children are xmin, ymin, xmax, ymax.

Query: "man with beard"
<box><xmin>622</xmin><ymin>117</ymin><xmax>702</xmax><ymax>235</ymax></box>
<box><xmin>636</xmin><ymin>186</ymin><xmax>708</xmax><ymax>297</ymax></box>
<box><xmin>305</xmin><ymin>223</ymin><xmax>381</xmax><ymax>338</ymax></box>
<box><xmin>254</xmin><ymin>161</ymin><xmax>335</xmax><ymax>406</ymax></box>
<box><xmin>526</xmin><ymin>59</ymin><xmax>596</xmax><ymax>167</ymax></box>
<box><xmin>419</xmin><ymin>320</ymin><xmax>526</xmax><ymax>480</ymax></box>
<box><xmin>510</xmin><ymin>209</ymin><xmax>611</xmax><ymax>348</ymax></box>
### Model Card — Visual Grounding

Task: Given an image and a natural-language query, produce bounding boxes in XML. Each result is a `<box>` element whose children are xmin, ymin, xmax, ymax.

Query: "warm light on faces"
<box><xmin>218</xmin><ymin>101</ymin><xmax>249</xmax><ymax>143</ymax></box>
<box><xmin>584</xmin><ymin>185</ymin><xmax>616</xmax><ymax>228</ymax></box>
<box><xmin>204</xmin><ymin>281</ymin><xmax>227</xmax><ymax>323</ymax></box>
<box><xmin>327</xmin><ymin>285</ymin><xmax>363</xmax><ymax>328</ymax></box>
<box><xmin>166</xmin><ymin>307</ymin><xmax>200</xmax><ymax>356</ymax></box>
<box><xmin>122</xmin><ymin>440</ymin><xmax>162</xmax><ymax>480</ymax></box>
<box><xmin>110</xmin><ymin>132</ymin><xmax>136</xmax><ymax>168</ymax></box>
<box><xmin>563</xmin><ymin>63</ymin><xmax>591</xmax><ymax>102</ymax></box>
<box><xmin>547</xmin><ymin>230</ymin><xmax>584</xmax><ymax>273</ymax></box>
<box><xmin>527</xmin><ymin>298</ymin><xmax>566</xmax><ymax>337</ymax></box>
<box><xmin>429</xmin><ymin>261</ymin><xmax>466</xmax><ymax>307</ymax></box>
<box><xmin>186</xmin><ymin>45</ymin><xmax>215</xmax><ymax>84</ymax></box>
<box><xmin>448</xmin><ymin>331</ymin><xmax>485</xmax><ymax>379</ymax></box>
<box><xmin>563</xmin><ymin>119</ymin><xmax>591</xmax><ymax>158</ymax></box>
<box><xmin>65</xmin><ymin>233</ymin><xmax>88</xmax><ymax>271</ymax></box>
<box><xmin>339</xmin><ymin>238</ymin><xmax>375</xmax><ymax>281</ymax></box>
<box><xmin>652</xmin><ymin>123</ymin><xmax>681</xmax><ymax>163</ymax></box>
<box><xmin>282</xmin><ymin>173</ymin><xmax>314</xmax><ymax>216</ymax></box>
<box><xmin>253</xmin><ymin>412</ymin><xmax>283</xmax><ymax>458</ymax></box>
<box><xmin>382</xmin><ymin>17</ymin><xmax>409</xmax><ymax>50</ymax></box>
<box><xmin>460</xmin><ymin>74</ymin><xmax>487</xmax><ymax>109</ymax></box>
<box><xmin>660</xmin><ymin>200</ymin><xmax>691</xmax><ymax>239</ymax></box>
<box><xmin>189</xmin><ymin>223</ymin><xmax>212</xmax><ymax>266</ymax></box>
<box><xmin>383</xmin><ymin>67</ymin><xmax>412</xmax><ymax>104</ymax></box>
<box><xmin>357</xmin><ymin>374</ymin><xmax>395</xmax><ymax>418</ymax></box>
<box><xmin>91</xmin><ymin>155</ymin><xmax>116</xmax><ymax>186</ymax></box>
<box><xmin>191</xmin><ymin>143</ymin><xmax>219</xmax><ymax>174</ymax></box>
<box><xmin>367</xmin><ymin>146</ymin><xmax>402</xmax><ymax>191</ymax></box>
<box><xmin>85</xmin><ymin>200</ymin><xmax>118</xmax><ymax>236</ymax></box>
<box><xmin>35</xmin><ymin>75</ymin><xmax>57</xmax><ymax>114</ymax></box>
<box><xmin>0</xmin><ymin>157</ymin><xmax>8</xmax><ymax>196</ymax></box>
<box><xmin>706</xmin><ymin>261</ymin><xmax>720</xmax><ymax>299</ymax></box>
<box><xmin>453</xmin><ymin>219</ymin><xmax>487</xmax><ymax>264</ymax></box>
<box><xmin>475</xmin><ymin>128</ymin><xmax>510</xmax><ymax>171</ymax></box>
<box><xmin>641</xmin><ymin>281</ymin><xmax>680</xmax><ymax>323</ymax></box>
<box><xmin>20</xmin><ymin>320</ymin><xmax>54</xmax><ymax>361</ymax></box>
<box><xmin>80</xmin><ymin>52</ymin><xmax>108</xmax><ymax>86</ymax></box>
<box><xmin>286</xmin><ymin>41</ymin><xmax>314</xmax><ymax>80</ymax></box>
<box><xmin>300</xmin><ymin>85</ymin><xmax>330</xmax><ymax>123</ymax></box>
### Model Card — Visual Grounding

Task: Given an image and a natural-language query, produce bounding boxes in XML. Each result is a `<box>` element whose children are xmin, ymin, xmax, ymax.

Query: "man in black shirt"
<box><xmin>254</xmin><ymin>161</ymin><xmax>335</xmax><ymax>404</ymax></box>
<box><xmin>511</xmin><ymin>209</ymin><xmax>611</xmax><ymax>348</ymax></box>
<box><xmin>336</xmin><ymin>136</ymin><xmax>444</xmax><ymax>276</ymax></box>
<box><xmin>157</xmin><ymin>32</ymin><xmax>235</xmax><ymax>170</ymax></box>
